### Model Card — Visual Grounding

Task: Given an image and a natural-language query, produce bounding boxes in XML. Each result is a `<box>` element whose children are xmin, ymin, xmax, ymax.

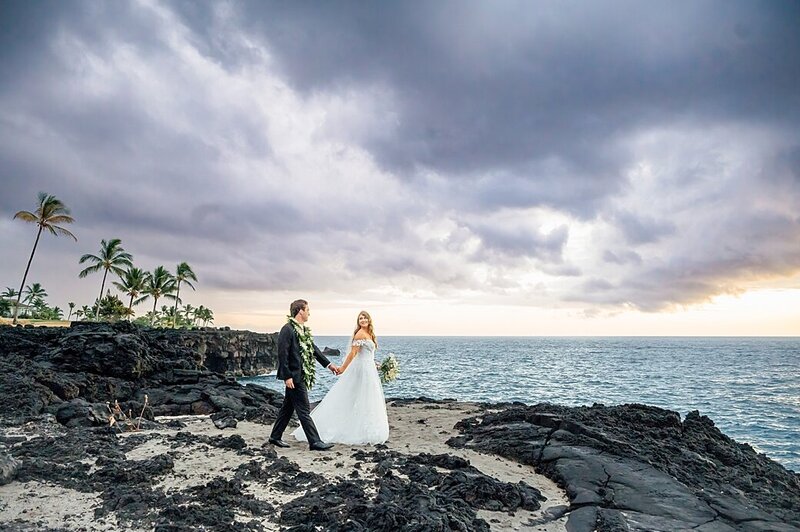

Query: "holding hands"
<box><xmin>285</xmin><ymin>364</ymin><xmax>340</xmax><ymax>391</ymax></box>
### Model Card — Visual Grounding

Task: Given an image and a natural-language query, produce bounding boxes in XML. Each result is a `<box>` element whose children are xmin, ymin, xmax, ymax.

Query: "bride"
<box><xmin>292</xmin><ymin>310</ymin><xmax>389</xmax><ymax>445</ymax></box>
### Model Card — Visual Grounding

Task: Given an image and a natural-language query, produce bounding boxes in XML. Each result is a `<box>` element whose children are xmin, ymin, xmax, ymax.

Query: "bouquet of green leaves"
<box><xmin>379</xmin><ymin>354</ymin><xmax>399</xmax><ymax>384</ymax></box>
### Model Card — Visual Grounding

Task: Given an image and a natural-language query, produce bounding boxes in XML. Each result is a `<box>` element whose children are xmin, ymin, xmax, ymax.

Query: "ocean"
<box><xmin>240</xmin><ymin>336</ymin><xmax>800</xmax><ymax>472</ymax></box>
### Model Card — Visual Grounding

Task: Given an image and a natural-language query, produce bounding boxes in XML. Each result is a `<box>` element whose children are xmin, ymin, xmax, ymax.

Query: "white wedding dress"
<box><xmin>292</xmin><ymin>338</ymin><xmax>389</xmax><ymax>445</ymax></box>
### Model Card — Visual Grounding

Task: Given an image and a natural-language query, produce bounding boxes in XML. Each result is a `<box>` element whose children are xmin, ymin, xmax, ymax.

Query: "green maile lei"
<box><xmin>287</xmin><ymin>316</ymin><xmax>316</xmax><ymax>390</ymax></box>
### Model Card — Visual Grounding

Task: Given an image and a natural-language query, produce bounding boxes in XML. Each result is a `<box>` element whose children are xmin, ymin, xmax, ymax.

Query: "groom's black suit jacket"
<box><xmin>276</xmin><ymin>322</ymin><xmax>331</xmax><ymax>385</ymax></box>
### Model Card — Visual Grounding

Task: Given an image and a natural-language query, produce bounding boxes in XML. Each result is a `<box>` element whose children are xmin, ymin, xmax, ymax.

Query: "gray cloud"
<box><xmin>467</xmin><ymin>222</ymin><xmax>569</xmax><ymax>263</ymax></box>
<box><xmin>612</xmin><ymin>211</ymin><xmax>677</xmax><ymax>245</ymax></box>
<box><xmin>603</xmin><ymin>250</ymin><xmax>643</xmax><ymax>266</ymax></box>
<box><xmin>190</xmin><ymin>1</ymin><xmax>800</xmax><ymax>209</ymax></box>
<box><xmin>1</xmin><ymin>0</ymin><xmax>799</xmax><ymax>318</ymax></box>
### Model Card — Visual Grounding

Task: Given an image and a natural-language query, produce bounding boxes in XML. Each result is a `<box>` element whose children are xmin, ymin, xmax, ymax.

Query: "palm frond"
<box><xmin>79</xmin><ymin>253</ymin><xmax>101</xmax><ymax>264</ymax></box>
<box><xmin>53</xmin><ymin>226</ymin><xmax>78</xmax><ymax>241</ymax></box>
<box><xmin>110</xmin><ymin>265</ymin><xmax>129</xmax><ymax>277</ymax></box>
<box><xmin>13</xmin><ymin>211</ymin><xmax>38</xmax><ymax>222</ymax></box>
<box><xmin>79</xmin><ymin>264</ymin><xmax>103</xmax><ymax>278</ymax></box>
<box><xmin>39</xmin><ymin>196</ymin><xmax>69</xmax><ymax>218</ymax></box>
<box><xmin>176</xmin><ymin>262</ymin><xmax>198</xmax><ymax>281</ymax></box>
<box><xmin>46</xmin><ymin>215</ymin><xmax>75</xmax><ymax>224</ymax></box>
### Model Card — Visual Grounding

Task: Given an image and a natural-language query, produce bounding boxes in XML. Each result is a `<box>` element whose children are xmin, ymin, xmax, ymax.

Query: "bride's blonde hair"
<box><xmin>353</xmin><ymin>310</ymin><xmax>377</xmax><ymax>347</ymax></box>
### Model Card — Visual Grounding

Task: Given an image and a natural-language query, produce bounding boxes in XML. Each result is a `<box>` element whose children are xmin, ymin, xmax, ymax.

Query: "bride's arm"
<box><xmin>339</xmin><ymin>344</ymin><xmax>359</xmax><ymax>373</ymax></box>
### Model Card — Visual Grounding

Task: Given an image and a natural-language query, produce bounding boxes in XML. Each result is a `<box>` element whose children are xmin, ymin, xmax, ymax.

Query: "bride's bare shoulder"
<box><xmin>353</xmin><ymin>331</ymin><xmax>370</xmax><ymax>340</ymax></box>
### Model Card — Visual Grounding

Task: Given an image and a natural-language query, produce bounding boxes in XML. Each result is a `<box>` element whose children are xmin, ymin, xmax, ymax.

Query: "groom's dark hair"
<box><xmin>290</xmin><ymin>299</ymin><xmax>308</xmax><ymax>318</ymax></box>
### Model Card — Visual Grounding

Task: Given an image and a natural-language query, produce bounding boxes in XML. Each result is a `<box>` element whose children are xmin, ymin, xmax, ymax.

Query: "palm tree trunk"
<box><xmin>95</xmin><ymin>268</ymin><xmax>109</xmax><ymax>320</ymax></box>
<box><xmin>151</xmin><ymin>296</ymin><xmax>159</xmax><ymax>326</ymax></box>
<box><xmin>13</xmin><ymin>225</ymin><xmax>43</xmax><ymax>324</ymax></box>
<box><xmin>172</xmin><ymin>282</ymin><xmax>181</xmax><ymax>328</ymax></box>
<box><xmin>128</xmin><ymin>294</ymin><xmax>135</xmax><ymax>322</ymax></box>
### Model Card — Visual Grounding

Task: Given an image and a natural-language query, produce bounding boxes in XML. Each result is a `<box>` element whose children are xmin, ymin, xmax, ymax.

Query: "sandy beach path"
<box><xmin>1</xmin><ymin>400</ymin><xmax>568</xmax><ymax>531</ymax></box>
<box><xmin>150</xmin><ymin>400</ymin><xmax>568</xmax><ymax>531</ymax></box>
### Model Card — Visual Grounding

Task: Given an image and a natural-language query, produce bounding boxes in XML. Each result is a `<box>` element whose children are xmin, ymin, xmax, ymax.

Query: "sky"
<box><xmin>1</xmin><ymin>0</ymin><xmax>799</xmax><ymax>335</ymax></box>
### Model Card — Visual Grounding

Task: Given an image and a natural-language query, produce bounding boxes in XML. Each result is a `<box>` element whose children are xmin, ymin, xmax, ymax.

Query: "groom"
<box><xmin>269</xmin><ymin>299</ymin><xmax>340</xmax><ymax>451</ymax></box>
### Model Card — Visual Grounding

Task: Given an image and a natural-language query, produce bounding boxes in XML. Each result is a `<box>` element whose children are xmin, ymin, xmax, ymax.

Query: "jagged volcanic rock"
<box><xmin>448</xmin><ymin>402</ymin><xmax>800</xmax><ymax>531</ymax></box>
<box><xmin>0</xmin><ymin>322</ymin><xmax>284</xmax><ymax>426</ymax></box>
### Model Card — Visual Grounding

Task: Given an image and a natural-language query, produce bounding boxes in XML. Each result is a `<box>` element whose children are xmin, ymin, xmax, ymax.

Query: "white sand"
<box><xmin>0</xmin><ymin>481</ymin><xmax>120</xmax><ymax>530</ymax></box>
<box><xmin>0</xmin><ymin>401</ymin><xmax>568</xmax><ymax>531</ymax></box>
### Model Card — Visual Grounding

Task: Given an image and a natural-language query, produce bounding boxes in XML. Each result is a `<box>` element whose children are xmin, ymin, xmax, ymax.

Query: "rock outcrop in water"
<box><xmin>448</xmin><ymin>402</ymin><xmax>800</xmax><ymax>531</ymax></box>
<box><xmin>73</xmin><ymin>320</ymin><xmax>280</xmax><ymax>376</ymax></box>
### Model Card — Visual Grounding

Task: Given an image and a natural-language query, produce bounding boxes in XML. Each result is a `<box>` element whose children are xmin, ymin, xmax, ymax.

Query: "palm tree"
<box><xmin>1</xmin><ymin>287</ymin><xmax>19</xmax><ymax>318</ymax></box>
<box><xmin>75</xmin><ymin>305</ymin><xmax>92</xmax><ymax>321</ymax></box>
<box><xmin>171</xmin><ymin>262</ymin><xmax>197</xmax><ymax>328</ymax></box>
<box><xmin>140</xmin><ymin>310</ymin><xmax>158</xmax><ymax>325</ymax></box>
<box><xmin>67</xmin><ymin>302</ymin><xmax>75</xmax><ymax>321</ymax></box>
<box><xmin>1</xmin><ymin>287</ymin><xmax>18</xmax><ymax>299</ymax></box>
<box><xmin>176</xmin><ymin>303</ymin><xmax>195</xmax><ymax>327</ymax></box>
<box><xmin>11</xmin><ymin>193</ymin><xmax>76</xmax><ymax>324</ymax></box>
<box><xmin>78</xmin><ymin>239</ymin><xmax>133</xmax><ymax>320</ymax></box>
<box><xmin>20</xmin><ymin>283</ymin><xmax>47</xmax><ymax>319</ymax></box>
<box><xmin>113</xmin><ymin>267</ymin><xmax>150</xmax><ymax>320</ymax></box>
<box><xmin>196</xmin><ymin>305</ymin><xmax>214</xmax><ymax>326</ymax></box>
<box><xmin>189</xmin><ymin>305</ymin><xmax>201</xmax><ymax>326</ymax></box>
<box><xmin>161</xmin><ymin>305</ymin><xmax>178</xmax><ymax>328</ymax></box>
<box><xmin>22</xmin><ymin>283</ymin><xmax>47</xmax><ymax>305</ymax></box>
<box><xmin>142</xmin><ymin>266</ymin><xmax>176</xmax><ymax>326</ymax></box>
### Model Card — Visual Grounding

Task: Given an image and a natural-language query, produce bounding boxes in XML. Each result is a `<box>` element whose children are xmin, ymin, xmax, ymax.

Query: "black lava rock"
<box><xmin>449</xmin><ymin>402</ymin><xmax>800</xmax><ymax>531</ymax></box>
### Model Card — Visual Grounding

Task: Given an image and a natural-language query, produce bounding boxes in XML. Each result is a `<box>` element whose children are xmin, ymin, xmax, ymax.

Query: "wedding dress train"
<box><xmin>292</xmin><ymin>338</ymin><xmax>389</xmax><ymax>444</ymax></box>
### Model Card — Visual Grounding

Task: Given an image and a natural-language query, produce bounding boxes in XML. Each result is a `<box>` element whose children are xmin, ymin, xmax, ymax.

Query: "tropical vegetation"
<box><xmin>0</xmin><ymin>282</ymin><xmax>63</xmax><ymax>320</ymax></box>
<box><xmin>112</xmin><ymin>267</ymin><xmax>149</xmax><ymax>320</ymax></box>
<box><xmin>79</xmin><ymin>238</ymin><xmax>133</xmax><ymax>320</ymax></box>
<box><xmin>6</xmin><ymin>194</ymin><xmax>215</xmax><ymax>328</ymax></box>
<box><xmin>142</xmin><ymin>266</ymin><xmax>177</xmax><ymax>326</ymax></box>
<box><xmin>132</xmin><ymin>303</ymin><xmax>213</xmax><ymax>328</ymax></box>
<box><xmin>172</xmin><ymin>262</ymin><xmax>197</xmax><ymax>328</ymax></box>
<box><xmin>89</xmin><ymin>292</ymin><xmax>132</xmax><ymax>322</ymax></box>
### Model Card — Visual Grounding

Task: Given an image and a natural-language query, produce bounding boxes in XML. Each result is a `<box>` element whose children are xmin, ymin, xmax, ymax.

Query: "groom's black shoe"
<box><xmin>309</xmin><ymin>441</ymin><xmax>334</xmax><ymax>451</ymax></box>
<box><xmin>268</xmin><ymin>438</ymin><xmax>290</xmax><ymax>448</ymax></box>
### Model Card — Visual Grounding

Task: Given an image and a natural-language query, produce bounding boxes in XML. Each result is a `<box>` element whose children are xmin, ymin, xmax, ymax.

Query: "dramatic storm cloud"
<box><xmin>1</xmin><ymin>0</ymin><xmax>798</xmax><ymax>331</ymax></box>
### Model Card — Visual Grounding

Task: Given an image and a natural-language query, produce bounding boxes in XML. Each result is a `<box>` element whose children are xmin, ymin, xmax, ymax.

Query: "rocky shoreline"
<box><xmin>0</xmin><ymin>321</ymin><xmax>287</xmax><ymax>424</ymax></box>
<box><xmin>449</xmin><ymin>401</ymin><xmax>800</xmax><ymax>531</ymax></box>
<box><xmin>1</xmin><ymin>323</ymin><xmax>799</xmax><ymax>531</ymax></box>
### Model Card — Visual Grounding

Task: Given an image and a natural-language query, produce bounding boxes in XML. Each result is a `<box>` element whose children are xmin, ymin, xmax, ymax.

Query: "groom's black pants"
<box><xmin>269</xmin><ymin>381</ymin><xmax>322</xmax><ymax>446</ymax></box>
